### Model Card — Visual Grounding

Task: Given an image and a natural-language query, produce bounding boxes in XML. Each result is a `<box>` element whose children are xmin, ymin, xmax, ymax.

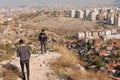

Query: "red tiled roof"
<box><xmin>113</xmin><ymin>50</ymin><xmax>120</xmax><ymax>53</ymax></box>
<box><xmin>99</xmin><ymin>50</ymin><xmax>110</xmax><ymax>56</ymax></box>
<box><xmin>94</xmin><ymin>43</ymin><xmax>101</xmax><ymax>47</ymax></box>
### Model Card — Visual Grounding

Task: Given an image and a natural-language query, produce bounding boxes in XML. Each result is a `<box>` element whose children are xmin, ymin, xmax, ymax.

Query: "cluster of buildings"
<box><xmin>0</xmin><ymin>8</ymin><xmax>29</xmax><ymax>24</ymax></box>
<box><xmin>66</xmin><ymin>32</ymin><xmax>120</xmax><ymax>79</ymax></box>
<box><xmin>69</xmin><ymin>8</ymin><xmax>120</xmax><ymax>27</ymax></box>
<box><xmin>75</xmin><ymin>28</ymin><xmax>120</xmax><ymax>39</ymax></box>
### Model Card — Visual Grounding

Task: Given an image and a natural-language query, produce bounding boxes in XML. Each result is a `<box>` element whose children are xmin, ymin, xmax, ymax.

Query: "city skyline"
<box><xmin>0</xmin><ymin>0</ymin><xmax>114</xmax><ymax>7</ymax></box>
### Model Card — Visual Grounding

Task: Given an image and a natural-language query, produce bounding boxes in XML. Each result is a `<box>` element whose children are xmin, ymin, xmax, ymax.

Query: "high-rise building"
<box><xmin>75</xmin><ymin>10</ymin><xmax>84</xmax><ymax>19</ymax></box>
<box><xmin>89</xmin><ymin>10</ymin><xmax>97</xmax><ymax>21</ymax></box>
<box><xmin>69</xmin><ymin>10</ymin><xmax>75</xmax><ymax>18</ymax></box>
<box><xmin>114</xmin><ymin>13</ymin><xmax>120</xmax><ymax>27</ymax></box>
<box><xmin>84</xmin><ymin>9</ymin><xmax>90</xmax><ymax>18</ymax></box>
<box><xmin>107</xmin><ymin>9</ymin><xmax>115</xmax><ymax>25</ymax></box>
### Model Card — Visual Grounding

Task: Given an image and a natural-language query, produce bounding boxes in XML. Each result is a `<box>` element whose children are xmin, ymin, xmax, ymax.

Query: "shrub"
<box><xmin>115</xmin><ymin>46</ymin><xmax>120</xmax><ymax>50</ymax></box>
<box><xmin>1</xmin><ymin>21</ymin><xmax>8</xmax><ymax>26</ymax></box>
<box><xmin>5</xmin><ymin>43</ymin><xmax>13</xmax><ymax>54</ymax></box>
<box><xmin>0</xmin><ymin>53</ymin><xmax>14</xmax><ymax>62</ymax></box>
<box><xmin>32</xmin><ymin>48</ymin><xmax>38</xmax><ymax>54</ymax></box>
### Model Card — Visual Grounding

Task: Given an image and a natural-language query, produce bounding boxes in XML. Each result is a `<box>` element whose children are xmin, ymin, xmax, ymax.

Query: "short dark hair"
<box><xmin>41</xmin><ymin>29</ymin><xmax>45</xmax><ymax>32</ymax></box>
<box><xmin>19</xmin><ymin>39</ymin><xmax>24</xmax><ymax>44</ymax></box>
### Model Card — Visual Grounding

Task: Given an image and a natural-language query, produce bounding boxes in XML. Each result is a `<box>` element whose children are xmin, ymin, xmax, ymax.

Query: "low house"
<box><xmin>85</xmin><ymin>31</ymin><xmax>92</xmax><ymax>38</ymax></box>
<box><xmin>74</xmin><ymin>32</ymin><xmax>85</xmax><ymax>39</ymax></box>
<box><xmin>99</xmin><ymin>50</ymin><xmax>111</xmax><ymax>56</ymax></box>
<box><xmin>98</xmin><ymin>30</ymin><xmax>105</xmax><ymax>36</ymax></box>
<box><xmin>91</xmin><ymin>31</ymin><xmax>99</xmax><ymax>38</ymax></box>
<box><xmin>106</xmin><ymin>45</ymin><xmax>113</xmax><ymax>50</ymax></box>
<box><xmin>111</xmin><ymin>28</ymin><xmax>117</xmax><ymax>34</ymax></box>
<box><xmin>93</xmin><ymin>39</ymin><xmax>102</xmax><ymax>51</ymax></box>
<box><xmin>112</xmin><ymin>50</ymin><xmax>120</xmax><ymax>55</ymax></box>
<box><xmin>105</xmin><ymin>29</ymin><xmax>112</xmax><ymax>35</ymax></box>
<box><xmin>116</xmin><ymin>29</ymin><xmax>120</xmax><ymax>34</ymax></box>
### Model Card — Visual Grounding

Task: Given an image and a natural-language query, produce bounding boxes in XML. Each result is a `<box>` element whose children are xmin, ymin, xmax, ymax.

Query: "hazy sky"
<box><xmin>0</xmin><ymin>0</ymin><xmax>114</xmax><ymax>7</ymax></box>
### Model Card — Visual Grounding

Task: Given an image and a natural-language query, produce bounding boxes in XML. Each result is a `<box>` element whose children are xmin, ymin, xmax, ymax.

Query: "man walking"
<box><xmin>17</xmin><ymin>39</ymin><xmax>31</xmax><ymax>80</ymax></box>
<box><xmin>38</xmin><ymin>29</ymin><xmax>48</xmax><ymax>54</ymax></box>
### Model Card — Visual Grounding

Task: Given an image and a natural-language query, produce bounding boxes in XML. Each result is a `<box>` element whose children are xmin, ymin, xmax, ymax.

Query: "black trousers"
<box><xmin>41</xmin><ymin>41</ymin><xmax>47</xmax><ymax>54</ymax></box>
<box><xmin>20</xmin><ymin>60</ymin><xmax>30</xmax><ymax>80</ymax></box>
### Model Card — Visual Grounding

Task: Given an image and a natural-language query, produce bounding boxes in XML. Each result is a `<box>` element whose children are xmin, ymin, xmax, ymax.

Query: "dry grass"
<box><xmin>0</xmin><ymin>44</ymin><xmax>5</xmax><ymax>50</ymax></box>
<box><xmin>0</xmin><ymin>43</ymin><xmax>15</xmax><ymax>62</ymax></box>
<box><xmin>51</xmin><ymin>44</ymin><xmax>80</xmax><ymax>68</ymax></box>
<box><xmin>19</xmin><ymin>15</ymin><xmax>102</xmax><ymax>37</ymax></box>
<box><xmin>0</xmin><ymin>69</ymin><xmax>17</xmax><ymax>80</ymax></box>
<box><xmin>0</xmin><ymin>63</ymin><xmax>21</xmax><ymax>80</ymax></box>
<box><xmin>0</xmin><ymin>53</ymin><xmax>14</xmax><ymax>62</ymax></box>
<box><xmin>50</xmin><ymin>44</ymin><xmax>111</xmax><ymax>80</ymax></box>
<box><xmin>50</xmin><ymin>44</ymin><xmax>86</xmax><ymax>80</ymax></box>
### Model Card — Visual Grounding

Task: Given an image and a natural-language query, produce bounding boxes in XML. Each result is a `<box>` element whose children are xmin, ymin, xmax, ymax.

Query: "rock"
<box><xmin>0</xmin><ymin>61</ymin><xmax>10</xmax><ymax>65</ymax></box>
<box><xmin>2</xmin><ymin>62</ymin><xmax>21</xmax><ymax>77</ymax></box>
<box><xmin>76</xmin><ymin>64</ymin><xmax>86</xmax><ymax>73</ymax></box>
<box><xmin>0</xmin><ymin>65</ymin><xmax>3</xmax><ymax>73</ymax></box>
<box><xmin>17</xmin><ymin>78</ymin><xmax>21</xmax><ymax>80</ymax></box>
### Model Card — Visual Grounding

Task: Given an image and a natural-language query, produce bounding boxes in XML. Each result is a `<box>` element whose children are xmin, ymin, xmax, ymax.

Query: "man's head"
<box><xmin>19</xmin><ymin>39</ymin><xmax>24</xmax><ymax>44</ymax></box>
<box><xmin>41</xmin><ymin>29</ymin><xmax>45</xmax><ymax>32</ymax></box>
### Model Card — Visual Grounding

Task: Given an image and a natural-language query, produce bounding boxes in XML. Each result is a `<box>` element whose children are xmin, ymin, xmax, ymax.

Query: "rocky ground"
<box><xmin>0</xmin><ymin>51</ymin><xmax>61</xmax><ymax>80</ymax></box>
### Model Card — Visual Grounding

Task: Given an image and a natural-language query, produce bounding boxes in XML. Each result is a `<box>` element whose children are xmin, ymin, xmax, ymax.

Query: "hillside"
<box><xmin>0</xmin><ymin>52</ymin><xmax>60</xmax><ymax>80</ymax></box>
<box><xmin>0</xmin><ymin>11</ymin><xmax>114</xmax><ymax>80</ymax></box>
<box><xmin>18</xmin><ymin>14</ymin><xmax>103</xmax><ymax>36</ymax></box>
<box><xmin>112</xmin><ymin>0</ymin><xmax>120</xmax><ymax>7</ymax></box>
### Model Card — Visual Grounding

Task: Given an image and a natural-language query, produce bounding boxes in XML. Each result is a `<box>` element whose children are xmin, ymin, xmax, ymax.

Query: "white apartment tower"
<box><xmin>107</xmin><ymin>9</ymin><xmax>115</xmax><ymax>25</ymax></box>
<box><xmin>75</xmin><ymin>10</ymin><xmax>84</xmax><ymax>19</ymax></box>
<box><xmin>84</xmin><ymin>9</ymin><xmax>90</xmax><ymax>18</ymax></box>
<box><xmin>89</xmin><ymin>10</ymin><xmax>96</xmax><ymax>21</ymax></box>
<box><xmin>69</xmin><ymin>10</ymin><xmax>76</xmax><ymax>18</ymax></box>
<box><xmin>114</xmin><ymin>13</ymin><xmax>120</xmax><ymax>27</ymax></box>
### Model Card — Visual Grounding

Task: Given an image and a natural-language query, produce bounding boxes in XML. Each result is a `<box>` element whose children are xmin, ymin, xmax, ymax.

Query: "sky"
<box><xmin>0</xmin><ymin>0</ymin><xmax>114</xmax><ymax>7</ymax></box>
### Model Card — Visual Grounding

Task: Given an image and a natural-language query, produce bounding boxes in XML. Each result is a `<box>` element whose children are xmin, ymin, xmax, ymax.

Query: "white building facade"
<box><xmin>69</xmin><ymin>10</ymin><xmax>76</xmax><ymax>18</ymax></box>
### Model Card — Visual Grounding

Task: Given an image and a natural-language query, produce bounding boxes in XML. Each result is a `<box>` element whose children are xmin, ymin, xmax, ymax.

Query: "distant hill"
<box><xmin>114</xmin><ymin>0</ymin><xmax>120</xmax><ymax>3</ymax></box>
<box><xmin>112</xmin><ymin>0</ymin><xmax>120</xmax><ymax>7</ymax></box>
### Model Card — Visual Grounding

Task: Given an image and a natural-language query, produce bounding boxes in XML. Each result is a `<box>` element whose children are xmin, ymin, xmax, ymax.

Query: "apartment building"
<box><xmin>84</xmin><ymin>9</ymin><xmax>91</xmax><ymax>18</ymax></box>
<box><xmin>88</xmin><ymin>10</ymin><xmax>97</xmax><ymax>21</ymax></box>
<box><xmin>69</xmin><ymin>10</ymin><xmax>76</xmax><ymax>18</ymax></box>
<box><xmin>107</xmin><ymin>9</ymin><xmax>115</xmax><ymax>25</ymax></box>
<box><xmin>75</xmin><ymin>10</ymin><xmax>84</xmax><ymax>19</ymax></box>
<box><xmin>114</xmin><ymin>13</ymin><xmax>120</xmax><ymax>27</ymax></box>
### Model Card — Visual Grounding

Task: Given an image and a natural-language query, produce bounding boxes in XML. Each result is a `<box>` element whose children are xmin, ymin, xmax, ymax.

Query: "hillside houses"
<box><xmin>75</xmin><ymin>28</ymin><xmax>118</xmax><ymax>39</ymax></box>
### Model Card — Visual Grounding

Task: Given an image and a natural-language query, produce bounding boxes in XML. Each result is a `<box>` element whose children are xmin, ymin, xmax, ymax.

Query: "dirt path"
<box><xmin>9</xmin><ymin>52</ymin><xmax>60</xmax><ymax>80</ymax></box>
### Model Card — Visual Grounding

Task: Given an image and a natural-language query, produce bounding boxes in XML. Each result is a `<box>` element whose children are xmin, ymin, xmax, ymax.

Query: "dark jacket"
<box><xmin>38</xmin><ymin>32</ymin><xmax>47</xmax><ymax>42</ymax></box>
<box><xmin>17</xmin><ymin>45</ymin><xmax>31</xmax><ymax>61</ymax></box>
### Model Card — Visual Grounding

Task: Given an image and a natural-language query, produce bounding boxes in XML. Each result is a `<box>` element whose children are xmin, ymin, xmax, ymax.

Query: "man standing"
<box><xmin>38</xmin><ymin>29</ymin><xmax>48</xmax><ymax>54</ymax></box>
<box><xmin>17</xmin><ymin>39</ymin><xmax>31</xmax><ymax>80</ymax></box>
